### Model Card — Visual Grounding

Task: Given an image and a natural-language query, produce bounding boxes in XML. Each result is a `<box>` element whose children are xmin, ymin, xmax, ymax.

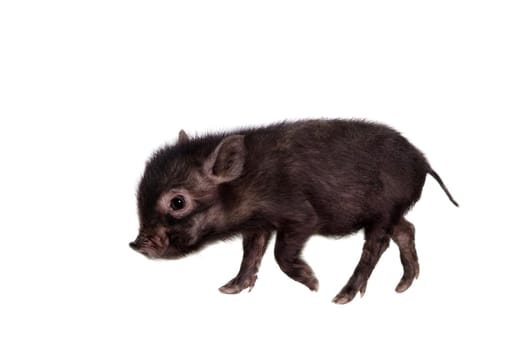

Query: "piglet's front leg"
<box><xmin>219</xmin><ymin>231</ymin><xmax>271</xmax><ymax>294</ymax></box>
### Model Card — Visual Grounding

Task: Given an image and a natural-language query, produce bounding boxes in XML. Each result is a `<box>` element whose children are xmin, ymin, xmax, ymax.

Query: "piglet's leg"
<box><xmin>274</xmin><ymin>231</ymin><xmax>319</xmax><ymax>292</ymax></box>
<box><xmin>392</xmin><ymin>217</ymin><xmax>419</xmax><ymax>293</ymax></box>
<box><xmin>219</xmin><ymin>231</ymin><xmax>271</xmax><ymax>294</ymax></box>
<box><xmin>332</xmin><ymin>224</ymin><xmax>390</xmax><ymax>304</ymax></box>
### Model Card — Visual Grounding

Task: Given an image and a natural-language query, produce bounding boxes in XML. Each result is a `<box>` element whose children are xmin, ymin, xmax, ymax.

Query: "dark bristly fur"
<box><xmin>130</xmin><ymin>119</ymin><xmax>458</xmax><ymax>304</ymax></box>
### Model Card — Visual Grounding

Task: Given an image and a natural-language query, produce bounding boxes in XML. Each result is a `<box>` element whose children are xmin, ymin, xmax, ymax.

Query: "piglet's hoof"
<box><xmin>219</xmin><ymin>285</ymin><xmax>243</xmax><ymax>294</ymax></box>
<box><xmin>307</xmin><ymin>278</ymin><xmax>319</xmax><ymax>292</ymax></box>
<box><xmin>332</xmin><ymin>290</ymin><xmax>358</xmax><ymax>305</ymax></box>
<box><xmin>219</xmin><ymin>275</ymin><xmax>257</xmax><ymax>294</ymax></box>
<box><xmin>395</xmin><ymin>279</ymin><xmax>413</xmax><ymax>293</ymax></box>
<box><xmin>332</xmin><ymin>295</ymin><xmax>351</xmax><ymax>305</ymax></box>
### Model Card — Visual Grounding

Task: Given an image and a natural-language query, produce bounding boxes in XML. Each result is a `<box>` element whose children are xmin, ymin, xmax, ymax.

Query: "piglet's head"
<box><xmin>129</xmin><ymin>130</ymin><xmax>246</xmax><ymax>259</ymax></box>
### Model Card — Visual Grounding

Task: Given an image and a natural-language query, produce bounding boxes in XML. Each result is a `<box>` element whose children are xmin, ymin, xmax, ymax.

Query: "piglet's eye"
<box><xmin>170</xmin><ymin>195</ymin><xmax>185</xmax><ymax>211</ymax></box>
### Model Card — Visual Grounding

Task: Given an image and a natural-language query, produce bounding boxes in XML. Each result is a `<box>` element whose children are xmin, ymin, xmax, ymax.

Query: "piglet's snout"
<box><xmin>129</xmin><ymin>235</ymin><xmax>149</xmax><ymax>254</ymax></box>
<box><xmin>129</xmin><ymin>234</ymin><xmax>169</xmax><ymax>259</ymax></box>
<box><xmin>129</xmin><ymin>235</ymin><xmax>147</xmax><ymax>251</ymax></box>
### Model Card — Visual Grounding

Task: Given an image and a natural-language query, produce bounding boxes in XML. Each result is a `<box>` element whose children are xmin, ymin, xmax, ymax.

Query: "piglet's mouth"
<box><xmin>129</xmin><ymin>236</ymin><xmax>167</xmax><ymax>259</ymax></box>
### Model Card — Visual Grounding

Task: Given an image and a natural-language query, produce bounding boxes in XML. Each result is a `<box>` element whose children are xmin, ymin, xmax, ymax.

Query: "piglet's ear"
<box><xmin>204</xmin><ymin>135</ymin><xmax>246</xmax><ymax>183</ymax></box>
<box><xmin>177</xmin><ymin>129</ymin><xmax>190</xmax><ymax>144</ymax></box>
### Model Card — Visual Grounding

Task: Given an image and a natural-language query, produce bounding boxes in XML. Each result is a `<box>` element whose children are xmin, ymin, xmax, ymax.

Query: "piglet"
<box><xmin>129</xmin><ymin>119</ymin><xmax>458</xmax><ymax>304</ymax></box>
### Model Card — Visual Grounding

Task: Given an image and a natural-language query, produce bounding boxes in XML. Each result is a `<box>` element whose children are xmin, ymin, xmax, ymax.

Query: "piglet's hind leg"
<box><xmin>392</xmin><ymin>217</ymin><xmax>419</xmax><ymax>293</ymax></box>
<box><xmin>332</xmin><ymin>224</ymin><xmax>390</xmax><ymax>304</ymax></box>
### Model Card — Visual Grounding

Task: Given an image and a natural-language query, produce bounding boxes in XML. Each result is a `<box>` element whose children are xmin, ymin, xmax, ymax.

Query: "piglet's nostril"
<box><xmin>129</xmin><ymin>241</ymin><xmax>139</xmax><ymax>250</ymax></box>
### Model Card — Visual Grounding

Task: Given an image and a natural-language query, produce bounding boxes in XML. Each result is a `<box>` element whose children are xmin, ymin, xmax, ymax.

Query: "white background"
<box><xmin>1</xmin><ymin>1</ymin><xmax>524</xmax><ymax>349</ymax></box>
